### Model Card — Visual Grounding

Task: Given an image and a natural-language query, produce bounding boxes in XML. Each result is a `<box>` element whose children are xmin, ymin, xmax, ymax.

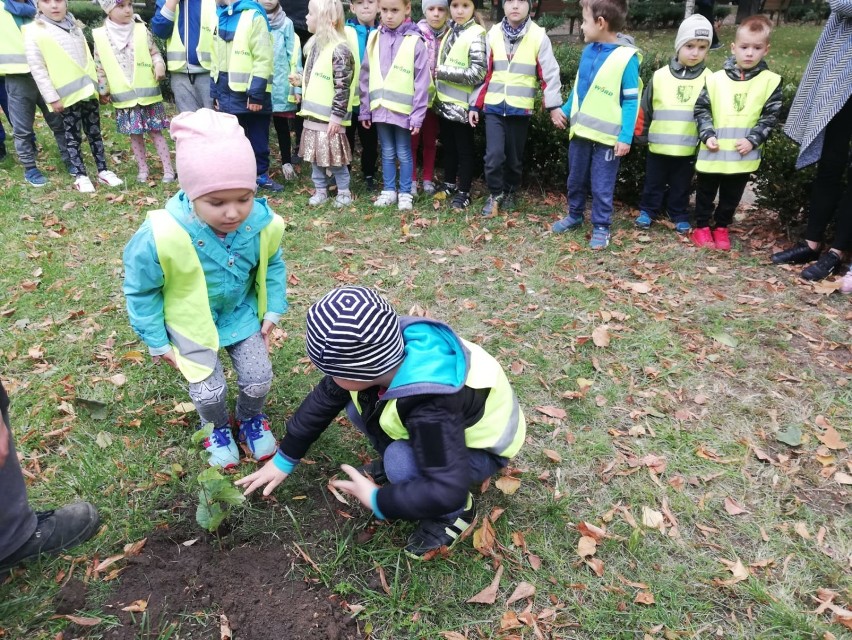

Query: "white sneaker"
<box><xmin>410</xmin><ymin>181</ymin><xmax>418</xmax><ymax>196</ymax></box>
<box><xmin>398</xmin><ymin>192</ymin><xmax>413</xmax><ymax>211</ymax></box>
<box><xmin>74</xmin><ymin>175</ymin><xmax>95</xmax><ymax>193</ymax></box>
<box><xmin>374</xmin><ymin>190</ymin><xmax>397</xmax><ymax>207</ymax></box>
<box><xmin>423</xmin><ymin>180</ymin><xmax>436</xmax><ymax>195</ymax></box>
<box><xmin>309</xmin><ymin>189</ymin><xmax>328</xmax><ymax>206</ymax></box>
<box><xmin>334</xmin><ymin>191</ymin><xmax>352</xmax><ymax>208</ymax></box>
<box><xmin>97</xmin><ymin>170</ymin><xmax>123</xmax><ymax>187</ymax></box>
<box><xmin>282</xmin><ymin>163</ymin><xmax>296</xmax><ymax>180</ymax></box>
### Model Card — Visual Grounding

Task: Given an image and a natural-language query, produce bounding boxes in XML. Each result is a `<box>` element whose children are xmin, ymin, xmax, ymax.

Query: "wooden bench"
<box><xmin>760</xmin><ymin>0</ymin><xmax>793</xmax><ymax>24</ymax></box>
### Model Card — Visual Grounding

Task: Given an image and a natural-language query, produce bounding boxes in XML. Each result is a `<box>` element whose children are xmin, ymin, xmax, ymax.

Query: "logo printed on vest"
<box><xmin>593</xmin><ymin>83</ymin><xmax>614</xmax><ymax>97</ymax></box>
<box><xmin>733</xmin><ymin>92</ymin><xmax>747</xmax><ymax>112</ymax></box>
<box><xmin>392</xmin><ymin>63</ymin><xmax>412</xmax><ymax>76</ymax></box>
<box><xmin>676</xmin><ymin>85</ymin><xmax>694</xmax><ymax>103</ymax></box>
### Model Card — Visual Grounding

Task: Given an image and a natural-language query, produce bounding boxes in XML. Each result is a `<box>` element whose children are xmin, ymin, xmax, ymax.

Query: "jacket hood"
<box><xmin>668</xmin><ymin>56</ymin><xmax>708</xmax><ymax>79</ymax></box>
<box><xmin>383</xmin><ymin>317</ymin><xmax>469</xmax><ymax>398</ymax></box>
<box><xmin>723</xmin><ymin>55</ymin><xmax>769</xmax><ymax>80</ymax></box>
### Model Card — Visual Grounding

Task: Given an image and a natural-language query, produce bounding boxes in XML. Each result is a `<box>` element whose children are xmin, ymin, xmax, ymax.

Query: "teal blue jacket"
<box><xmin>122</xmin><ymin>191</ymin><xmax>288</xmax><ymax>355</ymax></box>
<box><xmin>270</xmin><ymin>12</ymin><xmax>301</xmax><ymax>113</ymax></box>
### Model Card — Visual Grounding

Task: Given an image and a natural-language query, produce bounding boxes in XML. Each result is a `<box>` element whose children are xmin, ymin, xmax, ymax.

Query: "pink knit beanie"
<box><xmin>170</xmin><ymin>109</ymin><xmax>257</xmax><ymax>201</ymax></box>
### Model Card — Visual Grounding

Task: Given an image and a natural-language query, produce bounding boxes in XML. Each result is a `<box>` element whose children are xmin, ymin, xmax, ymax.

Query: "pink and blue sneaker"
<box><xmin>237</xmin><ymin>414</ymin><xmax>278</xmax><ymax>462</ymax></box>
<box><xmin>202</xmin><ymin>425</ymin><xmax>240</xmax><ymax>469</ymax></box>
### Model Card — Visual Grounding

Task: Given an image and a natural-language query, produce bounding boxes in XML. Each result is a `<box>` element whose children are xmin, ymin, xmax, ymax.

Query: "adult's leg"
<box><xmin>806</xmin><ymin>96</ymin><xmax>852</xmax><ymax>249</ymax></box>
<box><xmin>483</xmin><ymin>113</ymin><xmax>507</xmax><ymax>196</ymax></box>
<box><xmin>712</xmin><ymin>172</ymin><xmax>749</xmax><ymax>228</ymax></box>
<box><xmin>694</xmin><ymin>172</ymin><xmax>720</xmax><ymax>228</ymax></box>
<box><xmin>638</xmin><ymin>150</ymin><xmax>670</xmax><ymax>219</ymax></box>
<box><xmin>588</xmin><ymin>143</ymin><xmax>620</xmax><ymax>228</ymax></box>
<box><xmin>0</xmin><ymin>389</ymin><xmax>38</xmax><ymax>562</ymax></box>
<box><xmin>226</xmin><ymin>332</ymin><xmax>273</xmax><ymax>421</ymax></box>
<box><xmin>503</xmin><ymin>115</ymin><xmax>530</xmax><ymax>194</ymax></box>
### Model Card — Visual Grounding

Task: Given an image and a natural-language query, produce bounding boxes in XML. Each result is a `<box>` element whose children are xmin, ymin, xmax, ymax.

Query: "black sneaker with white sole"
<box><xmin>451</xmin><ymin>191</ymin><xmax>471</xmax><ymax>210</ymax></box>
<box><xmin>356</xmin><ymin>458</ymin><xmax>388</xmax><ymax>485</ymax></box>
<box><xmin>404</xmin><ymin>494</ymin><xmax>475</xmax><ymax>559</ymax></box>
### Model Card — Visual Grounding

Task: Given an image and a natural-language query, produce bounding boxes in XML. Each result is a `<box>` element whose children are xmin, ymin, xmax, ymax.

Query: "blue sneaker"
<box><xmin>552</xmin><ymin>213</ymin><xmax>583</xmax><ymax>233</ymax></box>
<box><xmin>237</xmin><ymin>414</ymin><xmax>277</xmax><ymax>461</ymax></box>
<box><xmin>24</xmin><ymin>167</ymin><xmax>47</xmax><ymax>187</ymax></box>
<box><xmin>635</xmin><ymin>211</ymin><xmax>653</xmax><ymax>229</ymax></box>
<box><xmin>590</xmin><ymin>225</ymin><xmax>611</xmax><ymax>250</ymax></box>
<box><xmin>202</xmin><ymin>425</ymin><xmax>240</xmax><ymax>469</ymax></box>
<box><xmin>674</xmin><ymin>221</ymin><xmax>692</xmax><ymax>235</ymax></box>
<box><xmin>257</xmin><ymin>174</ymin><xmax>284</xmax><ymax>192</ymax></box>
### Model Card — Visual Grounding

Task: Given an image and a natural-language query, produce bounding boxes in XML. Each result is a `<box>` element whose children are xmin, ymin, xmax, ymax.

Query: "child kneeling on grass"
<box><xmin>236</xmin><ymin>286</ymin><xmax>527</xmax><ymax>559</ymax></box>
<box><xmin>123</xmin><ymin>109</ymin><xmax>288</xmax><ymax>469</ymax></box>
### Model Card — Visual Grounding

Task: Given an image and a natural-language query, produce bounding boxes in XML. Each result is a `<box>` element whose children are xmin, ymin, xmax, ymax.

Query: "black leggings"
<box><xmin>440</xmin><ymin>117</ymin><xmax>474</xmax><ymax>192</ymax></box>
<box><xmin>62</xmin><ymin>98</ymin><xmax>106</xmax><ymax>177</ymax></box>
<box><xmin>806</xmin><ymin>94</ymin><xmax>852</xmax><ymax>252</ymax></box>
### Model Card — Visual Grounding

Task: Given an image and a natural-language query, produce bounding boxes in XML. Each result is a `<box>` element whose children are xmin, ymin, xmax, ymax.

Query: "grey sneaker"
<box><xmin>334</xmin><ymin>191</ymin><xmax>353</xmax><ymax>208</ymax></box>
<box><xmin>481</xmin><ymin>193</ymin><xmax>503</xmax><ymax>217</ymax></box>
<box><xmin>422</xmin><ymin>180</ymin><xmax>436</xmax><ymax>195</ymax></box>
<box><xmin>309</xmin><ymin>189</ymin><xmax>329</xmax><ymax>206</ymax></box>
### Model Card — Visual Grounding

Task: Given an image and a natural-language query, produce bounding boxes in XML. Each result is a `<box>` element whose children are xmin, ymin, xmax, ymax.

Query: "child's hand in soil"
<box><xmin>330</xmin><ymin>464</ymin><xmax>379</xmax><ymax>509</ymax></box>
<box><xmin>235</xmin><ymin>459</ymin><xmax>289</xmax><ymax>497</ymax></box>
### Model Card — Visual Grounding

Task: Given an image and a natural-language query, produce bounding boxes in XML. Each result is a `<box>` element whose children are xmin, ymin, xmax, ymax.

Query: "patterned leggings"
<box><xmin>62</xmin><ymin>98</ymin><xmax>107</xmax><ymax>177</ymax></box>
<box><xmin>187</xmin><ymin>332</ymin><xmax>273</xmax><ymax>428</ymax></box>
<box><xmin>129</xmin><ymin>132</ymin><xmax>174</xmax><ymax>176</ymax></box>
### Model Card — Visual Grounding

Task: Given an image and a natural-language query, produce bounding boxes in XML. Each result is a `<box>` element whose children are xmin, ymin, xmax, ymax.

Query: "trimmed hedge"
<box><xmin>520</xmin><ymin>42</ymin><xmax>810</xmax><ymax>230</ymax></box>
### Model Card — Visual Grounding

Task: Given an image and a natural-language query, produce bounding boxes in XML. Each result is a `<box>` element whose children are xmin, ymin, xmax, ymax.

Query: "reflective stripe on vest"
<box><xmin>23</xmin><ymin>22</ymin><xmax>97</xmax><ymax>109</ymax></box>
<box><xmin>299</xmin><ymin>40</ymin><xmax>352</xmax><ymax>126</ymax></box>
<box><xmin>166</xmin><ymin>0</ymin><xmax>216</xmax><ymax>71</ymax></box>
<box><xmin>436</xmin><ymin>23</ymin><xmax>485</xmax><ymax>107</ymax></box>
<box><xmin>647</xmin><ymin>66</ymin><xmax>709</xmax><ymax>156</ymax></box>
<box><xmin>569</xmin><ymin>45</ymin><xmax>638</xmax><ymax>146</ymax></box>
<box><xmin>148</xmin><ymin>209</ymin><xmax>286</xmax><ymax>383</ymax></box>
<box><xmin>483</xmin><ymin>21</ymin><xmax>542</xmax><ymax>110</ymax></box>
<box><xmin>695</xmin><ymin>69</ymin><xmax>781</xmax><ymax>174</ymax></box>
<box><xmin>367</xmin><ymin>30</ymin><xmax>417</xmax><ymax>115</ymax></box>
<box><xmin>92</xmin><ymin>24</ymin><xmax>162</xmax><ymax>109</ymax></box>
<box><xmin>350</xmin><ymin>339</ymin><xmax>526</xmax><ymax>458</ymax></box>
<box><xmin>0</xmin><ymin>7</ymin><xmax>28</xmax><ymax>74</ymax></box>
<box><xmin>344</xmin><ymin>26</ymin><xmax>361</xmax><ymax>111</ymax></box>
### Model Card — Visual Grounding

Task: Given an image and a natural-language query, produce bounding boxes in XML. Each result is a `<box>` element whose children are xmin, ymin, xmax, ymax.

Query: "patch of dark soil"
<box><xmin>86</xmin><ymin>532</ymin><xmax>362</xmax><ymax>640</ymax></box>
<box><xmin>54</xmin><ymin>578</ymin><xmax>88</xmax><ymax>615</ymax></box>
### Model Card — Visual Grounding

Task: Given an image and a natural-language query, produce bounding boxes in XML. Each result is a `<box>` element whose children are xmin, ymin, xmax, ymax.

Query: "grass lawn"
<box><xmin>0</xmin><ymin>23</ymin><xmax>850</xmax><ymax>639</ymax></box>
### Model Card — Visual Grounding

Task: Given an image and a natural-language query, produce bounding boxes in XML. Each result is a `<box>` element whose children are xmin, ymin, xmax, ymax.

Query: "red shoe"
<box><xmin>712</xmin><ymin>227</ymin><xmax>731</xmax><ymax>251</ymax></box>
<box><xmin>692</xmin><ymin>227</ymin><xmax>715</xmax><ymax>248</ymax></box>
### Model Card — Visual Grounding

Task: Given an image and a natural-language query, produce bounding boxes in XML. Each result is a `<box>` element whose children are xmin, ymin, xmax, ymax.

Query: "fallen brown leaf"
<box><xmin>535</xmin><ymin>405</ymin><xmax>566</xmax><ymax>420</ymax></box>
<box><xmin>495</xmin><ymin>476</ymin><xmax>521</xmax><ymax>495</ymax></box>
<box><xmin>577</xmin><ymin>535</ymin><xmax>597</xmax><ymax>558</ymax></box>
<box><xmin>506</xmin><ymin>581</ymin><xmax>536</xmax><ymax>606</ymax></box>
<box><xmin>634</xmin><ymin>591</ymin><xmax>655</xmax><ymax>605</ymax></box>
<box><xmin>723</xmin><ymin>497</ymin><xmax>749</xmax><ymax>516</ymax></box>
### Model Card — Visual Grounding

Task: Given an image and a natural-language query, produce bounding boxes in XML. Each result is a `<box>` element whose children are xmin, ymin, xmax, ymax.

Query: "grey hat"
<box><xmin>305</xmin><ymin>287</ymin><xmax>405</xmax><ymax>382</ymax></box>
<box><xmin>422</xmin><ymin>0</ymin><xmax>448</xmax><ymax>12</ymax></box>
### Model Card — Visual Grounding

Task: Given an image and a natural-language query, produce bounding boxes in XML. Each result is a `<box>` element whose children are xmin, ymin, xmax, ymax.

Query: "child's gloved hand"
<box><xmin>235</xmin><ymin>459</ymin><xmax>289</xmax><ymax>496</ymax></box>
<box><xmin>330</xmin><ymin>464</ymin><xmax>379</xmax><ymax>509</ymax></box>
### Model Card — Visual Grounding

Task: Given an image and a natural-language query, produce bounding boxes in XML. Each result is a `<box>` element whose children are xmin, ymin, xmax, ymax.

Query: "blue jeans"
<box><xmin>567</xmin><ymin>136</ymin><xmax>621</xmax><ymax>227</ymax></box>
<box><xmin>376</xmin><ymin>123</ymin><xmax>412</xmax><ymax>193</ymax></box>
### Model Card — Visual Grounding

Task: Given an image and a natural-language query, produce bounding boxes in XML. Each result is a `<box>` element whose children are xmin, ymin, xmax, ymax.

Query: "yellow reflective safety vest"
<box><xmin>696</xmin><ymin>69</ymin><xmax>781</xmax><ymax>174</ymax></box>
<box><xmin>148</xmin><ymin>209</ymin><xmax>285</xmax><ymax>383</ymax></box>
<box><xmin>92</xmin><ymin>24</ymin><xmax>163</xmax><ymax>109</ymax></box>
<box><xmin>569</xmin><ymin>45</ymin><xmax>638</xmax><ymax>146</ymax></box>
<box><xmin>300</xmin><ymin>39</ymin><xmax>352</xmax><ymax>126</ymax></box>
<box><xmin>647</xmin><ymin>66</ymin><xmax>709</xmax><ymax>156</ymax></box>
<box><xmin>0</xmin><ymin>6</ymin><xmax>29</xmax><ymax>75</ymax></box>
<box><xmin>366</xmin><ymin>30</ymin><xmax>417</xmax><ymax>115</ymax></box>
<box><xmin>436</xmin><ymin>23</ymin><xmax>485</xmax><ymax>107</ymax></box>
<box><xmin>23</xmin><ymin>22</ymin><xmax>97</xmax><ymax>110</ymax></box>
<box><xmin>349</xmin><ymin>339</ymin><xmax>526</xmax><ymax>458</ymax></box>
<box><xmin>213</xmin><ymin>10</ymin><xmax>270</xmax><ymax>93</ymax></box>
<box><xmin>483</xmin><ymin>21</ymin><xmax>543</xmax><ymax>111</ymax></box>
<box><xmin>166</xmin><ymin>0</ymin><xmax>216</xmax><ymax>72</ymax></box>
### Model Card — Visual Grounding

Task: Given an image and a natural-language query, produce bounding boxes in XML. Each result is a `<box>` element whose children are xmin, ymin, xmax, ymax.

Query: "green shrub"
<box><xmin>69</xmin><ymin>0</ymin><xmax>155</xmax><ymax>26</ymax></box>
<box><xmin>519</xmin><ymin>41</ymin><xmax>811</xmax><ymax>230</ymax></box>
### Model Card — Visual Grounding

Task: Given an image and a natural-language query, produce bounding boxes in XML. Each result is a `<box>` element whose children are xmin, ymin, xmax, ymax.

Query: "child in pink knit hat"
<box><xmin>122</xmin><ymin>109</ymin><xmax>289</xmax><ymax>469</ymax></box>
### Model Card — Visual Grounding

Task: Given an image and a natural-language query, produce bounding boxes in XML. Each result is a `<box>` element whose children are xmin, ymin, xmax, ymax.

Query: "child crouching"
<box><xmin>123</xmin><ymin>109</ymin><xmax>288</xmax><ymax>468</ymax></box>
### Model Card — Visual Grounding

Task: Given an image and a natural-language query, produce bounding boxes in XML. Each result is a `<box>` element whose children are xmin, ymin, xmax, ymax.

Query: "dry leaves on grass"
<box><xmin>495</xmin><ymin>475</ymin><xmax>521</xmax><ymax>495</ymax></box>
<box><xmin>466</xmin><ymin>565</ymin><xmax>505</xmax><ymax>605</ymax></box>
<box><xmin>723</xmin><ymin>497</ymin><xmax>749</xmax><ymax>516</ymax></box>
<box><xmin>592</xmin><ymin>325</ymin><xmax>611</xmax><ymax>347</ymax></box>
<box><xmin>714</xmin><ymin>558</ymin><xmax>750</xmax><ymax>586</ymax></box>
<box><xmin>506</xmin><ymin>581</ymin><xmax>536</xmax><ymax>606</ymax></box>
<box><xmin>814</xmin><ymin>416</ymin><xmax>848</xmax><ymax>450</ymax></box>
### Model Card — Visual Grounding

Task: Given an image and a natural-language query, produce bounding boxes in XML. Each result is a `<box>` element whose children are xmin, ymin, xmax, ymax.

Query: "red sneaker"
<box><xmin>692</xmin><ymin>227</ymin><xmax>715</xmax><ymax>248</ymax></box>
<box><xmin>712</xmin><ymin>227</ymin><xmax>731</xmax><ymax>251</ymax></box>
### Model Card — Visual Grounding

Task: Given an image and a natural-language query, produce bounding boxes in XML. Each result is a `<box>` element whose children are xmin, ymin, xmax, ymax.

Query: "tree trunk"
<box><xmin>736</xmin><ymin>0</ymin><xmax>761</xmax><ymax>23</ymax></box>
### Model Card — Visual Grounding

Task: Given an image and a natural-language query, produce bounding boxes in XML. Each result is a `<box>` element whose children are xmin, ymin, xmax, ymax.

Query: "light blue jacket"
<box><xmin>270</xmin><ymin>11</ymin><xmax>301</xmax><ymax>113</ymax></box>
<box><xmin>122</xmin><ymin>191</ymin><xmax>288</xmax><ymax>356</ymax></box>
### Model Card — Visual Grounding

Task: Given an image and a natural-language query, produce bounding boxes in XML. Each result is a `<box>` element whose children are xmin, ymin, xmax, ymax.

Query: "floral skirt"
<box><xmin>115</xmin><ymin>102</ymin><xmax>169</xmax><ymax>135</ymax></box>
<box><xmin>299</xmin><ymin>128</ymin><xmax>351</xmax><ymax>167</ymax></box>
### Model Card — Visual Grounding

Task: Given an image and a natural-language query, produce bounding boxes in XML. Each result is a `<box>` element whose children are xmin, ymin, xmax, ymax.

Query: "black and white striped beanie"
<box><xmin>305</xmin><ymin>287</ymin><xmax>405</xmax><ymax>381</ymax></box>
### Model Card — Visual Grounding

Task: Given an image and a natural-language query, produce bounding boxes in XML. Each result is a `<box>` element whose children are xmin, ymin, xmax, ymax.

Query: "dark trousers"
<box><xmin>483</xmin><ymin>113</ymin><xmax>530</xmax><ymax>196</ymax></box>
<box><xmin>440</xmin><ymin>117</ymin><xmax>474</xmax><ymax>192</ymax></box>
<box><xmin>62</xmin><ymin>99</ymin><xmax>107</xmax><ymax>177</ymax></box>
<box><xmin>236</xmin><ymin>112</ymin><xmax>271</xmax><ymax>176</ymax></box>
<box><xmin>639</xmin><ymin>151</ymin><xmax>696</xmax><ymax>223</ymax></box>
<box><xmin>346</xmin><ymin>119</ymin><xmax>378</xmax><ymax>179</ymax></box>
<box><xmin>0</xmin><ymin>384</ymin><xmax>37</xmax><ymax>561</ymax></box>
<box><xmin>273</xmin><ymin>115</ymin><xmax>294</xmax><ymax>165</ymax></box>
<box><xmin>694</xmin><ymin>171</ymin><xmax>749</xmax><ymax>228</ymax></box>
<box><xmin>806</xmin><ymin>94</ymin><xmax>852</xmax><ymax>252</ymax></box>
